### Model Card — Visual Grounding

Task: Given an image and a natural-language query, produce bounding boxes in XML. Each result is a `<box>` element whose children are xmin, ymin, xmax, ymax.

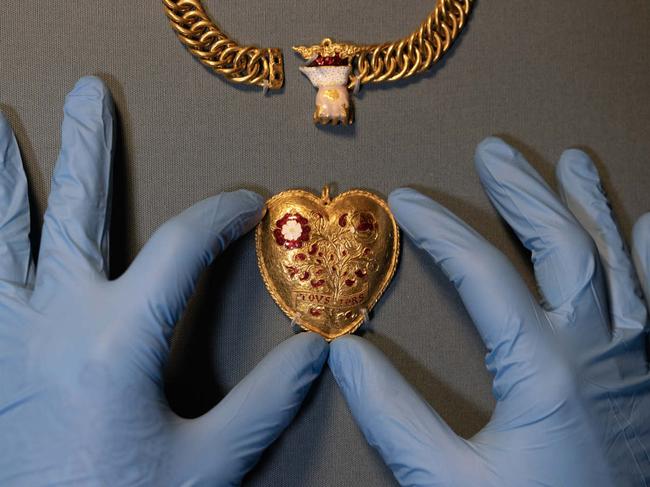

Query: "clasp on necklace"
<box><xmin>267</xmin><ymin>48</ymin><xmax>284</xmax><ymax>90</ymax></box>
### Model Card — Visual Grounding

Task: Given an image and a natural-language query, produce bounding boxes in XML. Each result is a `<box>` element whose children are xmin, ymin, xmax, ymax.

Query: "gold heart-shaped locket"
<box><xmin>256</xmin><ymin>187</ymin><xmax>399</xmax><ymax>340</ymax></box>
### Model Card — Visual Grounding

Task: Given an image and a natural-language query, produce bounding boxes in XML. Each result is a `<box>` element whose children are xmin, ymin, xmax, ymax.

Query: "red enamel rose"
<box><xmin>351</xmin><ymin>211</ymin><xmax>377</xmax><ymax>241</ymax></box>
<box><xmin>273</xmin><ymin>213</ymin><xmax>311</xmax><ymax>249</ymax></box>
<box><xmin>354</xmin><ymin>212</ymin><xmax>376</xmax><ymax>233</ymax></box>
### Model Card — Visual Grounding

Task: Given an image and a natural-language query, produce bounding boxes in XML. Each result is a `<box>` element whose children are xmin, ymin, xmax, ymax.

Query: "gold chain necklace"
<box><xmin>163</xmin><ymin>0</ymin><xmax>474</xmax><ymax>125</ymax></box>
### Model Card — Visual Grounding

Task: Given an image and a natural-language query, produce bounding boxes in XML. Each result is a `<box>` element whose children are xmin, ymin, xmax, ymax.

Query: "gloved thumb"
<box><xmin>329</xmin><ymin>335</ymin><xmax>477</xmax><ymax>486</ymax></box>
<box><xmin>167</xmin><ymin>332</ymin><xmax>328</xmax><ymax>486</ymax></box>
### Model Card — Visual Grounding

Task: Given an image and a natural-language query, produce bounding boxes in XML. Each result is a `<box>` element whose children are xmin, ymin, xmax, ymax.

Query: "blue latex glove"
<box><xmin>329</xmin><ymin>137</ymin><xmax>650</xmax><ymax>486</ymax></box>
<box><xmin>0</xmin><ymin>76</ymin><xmax>328</xmax><ymax>486</ymax></box>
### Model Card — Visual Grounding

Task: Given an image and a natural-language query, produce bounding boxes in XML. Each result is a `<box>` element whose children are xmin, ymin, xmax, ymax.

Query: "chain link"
<box><xmin>347</xmin><ymin>0</ymin><xmax>472</xmax><ymax>89</ymax></box>
<box><xmin>162</xmin><ymin>0</ymin><xmax>473</xmax><ymax>91</ymax></box>
<box><xmin>162</xmin><ymin>0</ymin><xmax>284</xmax><ymax>89</ymax></box>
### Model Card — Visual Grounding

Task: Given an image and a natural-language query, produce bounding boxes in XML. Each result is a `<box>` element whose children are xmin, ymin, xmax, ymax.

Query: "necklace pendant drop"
<box><xmin>293</xmin><ymin>38</ymin><xmax>362</xmax><ymax>126</ymax></box>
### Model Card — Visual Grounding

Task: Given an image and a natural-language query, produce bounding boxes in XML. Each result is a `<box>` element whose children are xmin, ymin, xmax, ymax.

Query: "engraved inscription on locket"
<box><xmin>256</xmin><ymin>187</ymin><xmax>400</xmax><ymax>340</ymax></box>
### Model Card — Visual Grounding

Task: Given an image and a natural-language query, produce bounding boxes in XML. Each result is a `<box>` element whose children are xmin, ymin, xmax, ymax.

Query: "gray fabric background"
<box><xmin>2</xmin><ymin>1</ymin><xmax>650</xmax><ymax>485</ymax></box>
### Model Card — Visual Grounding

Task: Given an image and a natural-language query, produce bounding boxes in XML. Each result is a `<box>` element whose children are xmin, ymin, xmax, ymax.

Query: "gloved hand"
<box><xmin>0</xmin><ymin>76</ymin><xmax>328</xmax><ymax>486</ymax></box>
<box><xmin>329</xmin><ymin>137</ymin><xmax>650</xmax><ymax>486</ymax></box>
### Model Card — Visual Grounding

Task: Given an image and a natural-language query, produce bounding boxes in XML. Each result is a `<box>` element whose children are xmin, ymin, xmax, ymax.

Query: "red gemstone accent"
<box><xmin>274</xmin><ymin>212</ymin><xmax>310</xmax><ymax>249</ymax></box>
<box><xmin>355</xmin><ymin>212</ymin><xmax>376</xmax><ymax>233</ymax></box>
<box><xmin>275</xmin><ymin>213</ymin><xmax>291</xmax><ymax>227</ymax></box>
<box><xmin>273</xmin><ymin>229</ymin><xmax>285</xmax><ymax>246</ymax></box>
<box><xmin>339</xmin><ymin>214</ymin><xmax>348</xmax><ymax>227</ymax></box>
<box><xmin>309</xmin><ymin>307</ymin><xmax>322</xmax><ymax>317</ymax></box>
<box><xmin>345</xmin><ymin>279</ymin><xmax>355</xmax><ymax>287</ymax></box>
<box><xmin>308</xmin><ymin>53</ymin><xmax>347</xmax><ymax>67</ymax></box>
<box><xmin>355</xmin><ymin>269</ymin><xmax>367</xmax><ymax>278</ymax></box>
<box><xmin>309</xmin><ymin>244</ymin><xmax>318</xmax><ymax>255</ymax></box>
<box><xmin>295</xmin><ymin>253</ymin><xmax>306</xmax><ymax>261</ymax></box>
<box><xmin>285</xmin><ymin>240</ymin><xmax>303</xmax><ymax>250</ymax></box>
<box><xmin>311</xmin><ymin>279</ymin><xmax>325</xmax><ymax>288</ymax></box>
<box><xmin>300</xmin><ymin>271</ymin><xmax>310</xmax><ymax>281</ymax></box>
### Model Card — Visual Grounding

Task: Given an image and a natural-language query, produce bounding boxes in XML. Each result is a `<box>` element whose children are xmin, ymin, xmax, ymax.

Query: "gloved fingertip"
<box><xmin>234</xmin><ymin>188</ymin><xmax>265</xmax><ymax>211</ymax></box>
<box><xmin>0</xmin><ymin>113</ymin><xmax>13</xmax><ymax>149</ymax></box>
<box><xmin>205</xmin><ymin>189</ymin><xmax>265</xmax><ymax>232</ymax></box>
<box><xmin>388</xmin><ymin>189</ymin><xmax>457</xmax><ymax>253</ymax></box>
<box><xmin>211</xmin><ymin>189</ymin><xmax>265</xmax><ymax>213</ymax></box>
<box><xmin>633</xmin><ymin>212</ymin><xmax>650</xmax><ymax>247</ymax></box>
<box><xmin>330</xmin><ymin>332</ymin><xmax>364</xmax><ymax>354</ymax></box>
<box><xmin>69</xmin><ymin>75</ymin><xmax>110</xmax><ymax>99</ymax></box>
<box><xmin>0</xmin><ymin>114</ymin><xmax>20</xmax><ymax>171</ymax></box>
<box><xmin>474</xmin><ymin>136</ymin><xmax>512</xmax><ymax>168</ymax></box>
<box><xmin>556</xmin><ymin>148</ymin><xmax>598</xmax><ymax>185</ymax></box>
<box><xmin>63</xmin><ymin>76</ymin><xmax>115</xmax><ymax>127</ymax></box>
<box><xmin>475</xmin><ymin>138</ymin><xmax>527</xmax><ymax>191</ymax></box>
<box><xmin>388</xmin><ymin>187</ymin><xmax>418</xmax><ymax>201</ymax></box>
<box><xmin>151</xmin><ymin>190</ymin><xmax>264</xmax><ymax>265</ymax></box>
<box><xmin>232</xmin><ymin>190</ymin><xmax>265</xmax><ymax>227</ymax></box>
<box><xmin>388</xmin><ymin>187</ymin><xmax>422</xmax><ymax>212</ymax></box>
<box><xmin>0</xmin><ymin>111</ymin><xmax>9</xmax><ymax>130</ymax></box>
<box><xmin>329</xmin><ymin>335</ymin><xmax>377</xmax><ymax>390</ymax></box>
<box><xmin>284</xmin><ymin>331</ymin><xmax>329</xmax><ymax>370</ymax></box>
<box><xmin>389</xmin><ymin>187</ymin><xmax>444</xmax><ymax>214</ymax></box>
<box><xmin>632</xmin><ymin>213</ymin><xmax>650</xmax><ymax>302</ymax></box>
<box><xmin>476</xmin><ymin>135</ymin><xmax>508</xmax><ymax>153</ymax></box>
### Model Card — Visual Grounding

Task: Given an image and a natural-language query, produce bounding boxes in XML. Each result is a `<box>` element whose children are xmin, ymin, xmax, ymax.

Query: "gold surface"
<box><xmin>313</xmin><ymin>102</ymin><xmax>352</xmax><ymax>126</ymax></box>
<box><xmin>256</xmin><ymin>187</ymin><xmax>399</xmax><ymax>340</ymax></box>
<box><xmin>342</xmin><ymin>0</ymin><xmax>473</xmax><ymax>90</ymax></box>
<box><xmin>293</xmin><ymin>38</ymin><xmax>367</xmax><ymax>61</ymax></box>
<box><xmin>163</xmin><ymin>0</ymin><xmax>473</xmax><ymax>91</ymax></box>
<box><xmin>323</xmin><ymin>89</ymin><xmax>340</xmax><ymax>101</ymax></box>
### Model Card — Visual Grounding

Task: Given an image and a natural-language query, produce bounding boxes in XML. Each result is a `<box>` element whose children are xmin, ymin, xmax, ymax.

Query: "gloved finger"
<box><xmin>34</xmin><ymin>76</ymin><xmax>115</xmax><ymax>293</ymax></box>
<box><xmin>169</xmin><ymin>332</ymin><xmax>328</xmax><ymax>486</ymax></box>
<box><xmin>0</xmin><ymin>112</ymin><xmax>34</xmax><ymax>290</ymax></box>
<box><xmin>389</xmin><ymin>188</ymin><xmax>548</xmax><ymax>401</ymax></box>
<box><xmin>474</xmin><ymin>137</ymin><xmax>610</xmax><ymax>345</ymax></box>
<box><xmin>120</xmin><ymin>190</ymin><xmax>263</xmax><ymax>343</ymax></box>
<box><xmin>328</xmin><ymin>336</ymin><xmax>480</xmax><ymax>486</ymax></box>
<box><xmin>556</xmin><ymin>149</ymin><xmax>647</xmax><ymax>334</ymax></box>
<box><xmin>632</xmin><ymin>213</ymin><xmax>650</xmax><ymax>309</ymax></box>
